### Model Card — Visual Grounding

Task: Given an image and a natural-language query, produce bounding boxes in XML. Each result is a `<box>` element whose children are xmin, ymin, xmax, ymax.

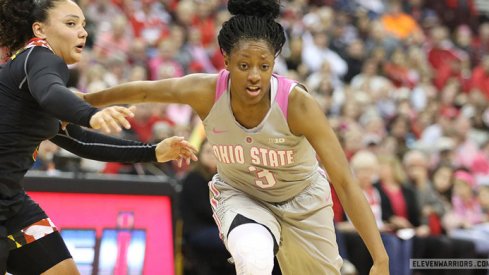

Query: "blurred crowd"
<box><xmin>4</xmin><ymin>0</ymin><xmax>489</xmax><ymax>274</ymax></box>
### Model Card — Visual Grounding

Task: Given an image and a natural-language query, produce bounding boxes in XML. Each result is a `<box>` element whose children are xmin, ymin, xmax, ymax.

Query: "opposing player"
<box><xmin>0</xmin><ymin>0</ymin><xmax>197</xmax><ymax>274</ymax></box>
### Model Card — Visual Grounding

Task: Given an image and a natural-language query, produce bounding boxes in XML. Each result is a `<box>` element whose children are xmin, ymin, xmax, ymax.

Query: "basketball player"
<box><xmin>0</xmin><ymin>0</ymin><xmax>197</xmax><ymax>274</ymax></box>
<box><xmin>84</xmin><ymin>0</ymin><xmax>389</xmax><ymax>274</ymax></box>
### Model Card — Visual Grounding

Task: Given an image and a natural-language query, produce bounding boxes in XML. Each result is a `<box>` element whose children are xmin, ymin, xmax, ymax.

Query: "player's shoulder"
<box><xmin>28</xmin><ymin>46</ymin><xmax>59</xmax><ymax>60</ymax></box>
<box><xmin>179</xmin><ymin>73</ymin><xmax>218</xmax><ymax>118</ymax></box>
<box><xmin>25</xmin><ymin>46</ymin><xmax>66</xmax><ymax>70</ymax></box>
<box><xmin>289</xmin><ymin>83</ymin><xmax>312</xmax><ymax>102</ymax></box>
<box><xmin>179</xmin><ymin>73</ymin><xmax>218</xmax><ymax>95</ymax></box>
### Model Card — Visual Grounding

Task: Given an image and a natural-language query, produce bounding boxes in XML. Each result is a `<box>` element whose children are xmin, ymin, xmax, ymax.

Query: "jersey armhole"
<box><xmin>274</xmin><ymin>75</ymin><xmax>298</xmax><ymax>119</ymax></box>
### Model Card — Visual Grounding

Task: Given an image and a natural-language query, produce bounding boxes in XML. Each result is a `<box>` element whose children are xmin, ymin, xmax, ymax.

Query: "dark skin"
<box><xmin>84</xmin><ymin>39</ymin><xmax>389</xmax><ymax>274</ymax></box>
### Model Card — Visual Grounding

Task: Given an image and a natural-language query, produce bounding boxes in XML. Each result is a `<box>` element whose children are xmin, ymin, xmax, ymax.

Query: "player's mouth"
<box><xmin>75</xmin><ymin>43</ymin><xmax>85</xmax><ymax>53</ymax></box>
<box><xmin>246</xmin><ymin>86</ymin><xmax>261</xmax><ymax>97</ymax></box>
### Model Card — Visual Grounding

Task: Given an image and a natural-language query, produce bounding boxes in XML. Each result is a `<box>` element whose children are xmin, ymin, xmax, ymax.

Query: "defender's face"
<box><xmin>225</xmin><ymin>39</ymin><xmax>275</xmax><ymax>106</ymax></box>
<box><xmin>36</xmin><ymin>0</ymin><xmax>87</xmax><ymax>64</ymax></box>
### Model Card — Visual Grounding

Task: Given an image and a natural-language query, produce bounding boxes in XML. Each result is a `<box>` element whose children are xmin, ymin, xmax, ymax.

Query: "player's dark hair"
<box><xmin>0</xmin><ymin>0</ymin><xmax>65</xmax><ymax>56</ymax></box>
<box><xmin>218</xmin><ymin>0</ymin><xmax>286</xmax><ymax>57</ymax></box>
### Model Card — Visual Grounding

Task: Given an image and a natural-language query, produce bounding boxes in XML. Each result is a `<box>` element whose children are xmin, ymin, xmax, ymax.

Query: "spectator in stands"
<box><xmin>128</xmin><ymin>0</ymin><xmax>170</xmax><ymax>48</ymax></box>
<box><xmin>93</xmin><ymin>14</ymin><xmax>133</xmax><ymax>65</ymax></box>
<box><xmin>383</xmin><ymin>47</ymin><xmax>417</xmax><ymax>88</ymax></box>
<box><xmin>386</xmin><ymin>114</ymin><xmax>416</xmax><ymax>159</ymax></box>
<box><xmin>375</xmin><ymin>154</ymin><xmax>417</xmax><ymax>275</ymax></box>
<box><xmin>472</xmin><ymin>23</ymin><xmax>489</xmax><ymax>66</ymax></box>
<box><xmin>336</xmin><ymin>150</ymin><xmax>405</xmax><ymax>275</ymax></box>
<box><xmin>180</xmin><ymin>139</ymin><xmax>233</xmax><ymax>275</ymax></box>
<box><xmin>301</xmin><ymin>30</ymin><xmax>348</xmax><ymax>78</ymax></box>
<box><xmin>403</xmin><ymin>150</ymin><xmax>478</xmax><ymax>275</ymax></box>
<box><xmin>403</xmin><ymin>150</ymin><xmax>446</xmax><ymax>234</ymax></box>
<box><xmin>380</xmin><ymin>0</ymin><xmax>422</xmax><ymax>41</ymax></box>
<box><xmin>444</xmin><ymin>170</ymin><xmax>489</xmax><ymax>255</ymax></box>
<box><xmin>343</xmin><ymin>39</ymin><xmax>367</xmax><ymax>83</ymax></box>
<box><xmin>479</xmin><ymin>184</ymin><xmax>489</xmax><ymax>219</ymax></box>
<box><xmin>469</xmin><ymin>54</ymin><xmax>489</xmax><ymax>99</ymax></box>
<box><xmin>432</xmin><ymin>164</ymin><xmax>455</xmax><ymax>205</ymax></box>
<box><xmin>148</xmin><ymin>39</ymin><xmax>184</xmax><ymax>80</ymax></box>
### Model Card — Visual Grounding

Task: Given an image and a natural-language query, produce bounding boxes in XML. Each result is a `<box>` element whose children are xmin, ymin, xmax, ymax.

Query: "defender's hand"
<box><xmin>90</xmin><ymin>106</ymin><xmax>136</xmax><ymax>133</ymax></box>
<box><xmin>155</xmin><ymin>136</ymin><xmax>198</xmax><ymax>166</ymax></box>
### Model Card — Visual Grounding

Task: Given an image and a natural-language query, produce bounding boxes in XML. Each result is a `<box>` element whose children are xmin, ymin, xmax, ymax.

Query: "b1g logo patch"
<box><xmin>269</xmin><ymin>137</ymin><xmax>285</xmax><ymax>144</ymax></box>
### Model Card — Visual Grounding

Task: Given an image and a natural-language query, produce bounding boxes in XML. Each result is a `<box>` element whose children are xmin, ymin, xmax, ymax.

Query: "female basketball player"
<box><xmin>84</xmin><ymin>0</ymin><xmax>389</xmax><ymax>274</ymax></box>
<box><xmin>0</xmin><ymin>0</ymin><xmax>197</xmax><ymax>274</ymax></box>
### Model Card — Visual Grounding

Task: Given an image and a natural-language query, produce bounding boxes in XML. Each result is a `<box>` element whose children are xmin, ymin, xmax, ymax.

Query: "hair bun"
<box><xmin>228</xmin><ymin>0</ymin><xmax>280</xmax><ymax>19</ymax></box>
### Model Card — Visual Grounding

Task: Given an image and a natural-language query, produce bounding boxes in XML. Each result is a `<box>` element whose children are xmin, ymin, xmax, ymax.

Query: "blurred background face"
<box><xmin>379</xmin><ymin>161</ymin><xmax>394</xmax><ymax>182</ymax></box>
<box><xmin>388</xmin><ymin>1</ymin><xmax>402</xmax><ymax>15</ymax></box>
<box><xmin>390</xmin><ymin>116</ymin><xmax>409</xmax><ymax>139</ymax></box>
<box><xmin>378</xmin><ymin>155</ymin><xmax>405</xmax><ymax>184</ymax></box>
<box><xmin>432</xmin><ymin>167</ymin><xmax>452</xmax><ymax>192</ymax></box>
<box><xmin>313</xmin><ymin>32</ymin><xmax>329</xmax><ymax>48</ymax></box>
<box><xmin>351</xmin><ymin>152</ymin><xmax>379</xmax><ymax>189</ymax></box>
<box><xmin>455</xmin><ymin>26</ymin><xmax>472</xmax><ymax>48</ymax></box>
<box><xmin>480</xmin><ymin>23</ymin><xmax>489</xmax><ymax>41</ymax></box>
<box><xmin>176</xmin><ymin>0</ymin><xmax>195</xmax><ymax>25</ymax></box>
<box><xmin>404</xmin><ymin>152</ymin><xmax>428</xmax><ymax>182</ymax></box>
<box><xmin>354</xmin><ymin>165</ymin><xmax>377</xmax><ymax>189</ymax></box>
<box><xmin>453</xmin><ymin>180</ymin><xmax>473</xmax><ymax>200</ymax></box>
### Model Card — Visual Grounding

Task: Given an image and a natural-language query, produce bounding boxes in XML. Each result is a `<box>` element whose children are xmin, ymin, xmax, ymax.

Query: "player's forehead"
<box><xmin>47</xmin><ymin>0</ymin><xmax>85</xmax><ymax>22</ymax></box>
<box><xmin>230</xmin><ymin>39</ymin><xmax>274</xmax><ymax>59</ymax></box>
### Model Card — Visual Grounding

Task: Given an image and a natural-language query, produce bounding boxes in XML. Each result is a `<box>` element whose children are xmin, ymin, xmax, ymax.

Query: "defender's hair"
<box><xmin>0</xmin><ymin>0</ymin><xmax>65</xmax><ymax>56</ymax></box>
<box><xmin>218</xmin><ymin>0</ymin><xmax>286</xmax><ymax>56</ymax></box>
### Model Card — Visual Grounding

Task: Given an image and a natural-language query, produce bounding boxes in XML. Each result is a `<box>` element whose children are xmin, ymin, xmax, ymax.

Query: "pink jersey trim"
<box><xmin>274</xmin><ymin>74</ymin><xmax>297</xmax><ymax>119</ymax></box>
<box><xmin>215</xmin><ymin>70</ymin><xmax>230</xmax><ymax>102</ymax></box>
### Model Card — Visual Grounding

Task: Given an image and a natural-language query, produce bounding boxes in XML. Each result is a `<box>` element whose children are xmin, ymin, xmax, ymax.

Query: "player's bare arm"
<box><xmin>84</xmin><ymin>74</ymin><xmax>217</xmax><ymax>119</ymax></box>
<box><xmin>288</xmin><ymin>86</ymin><xmax>389</xmax><ymax>274</ymax></box>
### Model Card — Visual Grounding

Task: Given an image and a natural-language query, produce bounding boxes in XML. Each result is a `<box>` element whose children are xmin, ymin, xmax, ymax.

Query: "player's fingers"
<box><xmin>173</xmin><ymin>139</ymin><xmax>198</xmax><ymax>154</ymax></box>
<box><xmin>169</xmin><ymin>136</ymin><xmax>184</xmax><ymax>147</ymax></box>
<box><xmin>111</xmin><ymin>109</ymin><xmax>132</xmax><ymax>129</ymax></box>
<box><xmin>128</xmin><ymin>105</ymin><xmax>137</xmax><ymax>114</ymax></box>
<box><xmin>102</xmin><ymin>112</ymin><xmax>122</xmax><ymax>132</ymax></box>
<box><xmin>98</xmin><ymin>118</ymin><xmax>111</xmax><ymax>133</ymax></box>
<box><xmin>182</xmin><ymin>140</ymin><xmax>198</xmax><ymax>154</ymax></box>
<box><xmin>181</xmin><ymin>146</ymin><xmax>198</xmax><ymax>161</ymax></box>
<box><xmin>115</xmin><ymin>106</ymin><xmax>135</xmax><ymax>118</ymax></box>
<box><xmin>180</xmin><ymin>147</ymin><xmax>198</xmax><ymax>164</ymax></box>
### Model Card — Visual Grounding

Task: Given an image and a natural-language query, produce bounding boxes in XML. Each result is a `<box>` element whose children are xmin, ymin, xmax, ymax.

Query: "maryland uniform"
<box><xmin>203</xmin><ymin>70</ymin><xmax>343</xmax><ymax>275</ymax></box>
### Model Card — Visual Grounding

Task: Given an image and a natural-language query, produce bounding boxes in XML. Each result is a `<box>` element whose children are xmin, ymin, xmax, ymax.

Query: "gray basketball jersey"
<box><xmin>203</xmin><ymin>70</ymin><xmax>325</xmax><ymax>203</ymax></box>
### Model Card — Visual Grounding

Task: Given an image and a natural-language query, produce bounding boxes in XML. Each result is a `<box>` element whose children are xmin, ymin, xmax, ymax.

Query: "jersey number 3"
<box><xmin>248</xmin><ymin>166</ymin><xmax>277</xmax><ymax>188</ymax></box>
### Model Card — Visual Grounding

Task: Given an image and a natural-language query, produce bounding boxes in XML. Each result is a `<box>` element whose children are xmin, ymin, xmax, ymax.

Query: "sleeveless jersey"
<box><xmin>203</xmin><ymin>70</ymin><xmax>325</xmax><ymax>203</ymax></box>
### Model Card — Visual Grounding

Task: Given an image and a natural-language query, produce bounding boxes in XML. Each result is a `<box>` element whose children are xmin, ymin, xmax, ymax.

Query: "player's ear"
<box><xmin>32</xmin><ymin>22</ymin><xmax>47</xmax><ymax>39</ymax></box>
<box><xmin>223</xmin><ymin>53</ymin><xmax>229</xmax><ymax>69</ymax></box>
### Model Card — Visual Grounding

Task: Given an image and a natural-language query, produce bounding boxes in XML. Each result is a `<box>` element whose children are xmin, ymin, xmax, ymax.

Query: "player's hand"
<box><xmin>89</xmin><ymin>106</ymin><xmax>136</xmax><ymax>133</ymax></box>
<box><xmin>155</xmin><ymin>136</ymin><xmax>198</xmax><ymax>166</ymax></box>
<box><xmin>370</xmin><ymin>258</ymin><xmax>389</xmax><ymax>275</ymax></box>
